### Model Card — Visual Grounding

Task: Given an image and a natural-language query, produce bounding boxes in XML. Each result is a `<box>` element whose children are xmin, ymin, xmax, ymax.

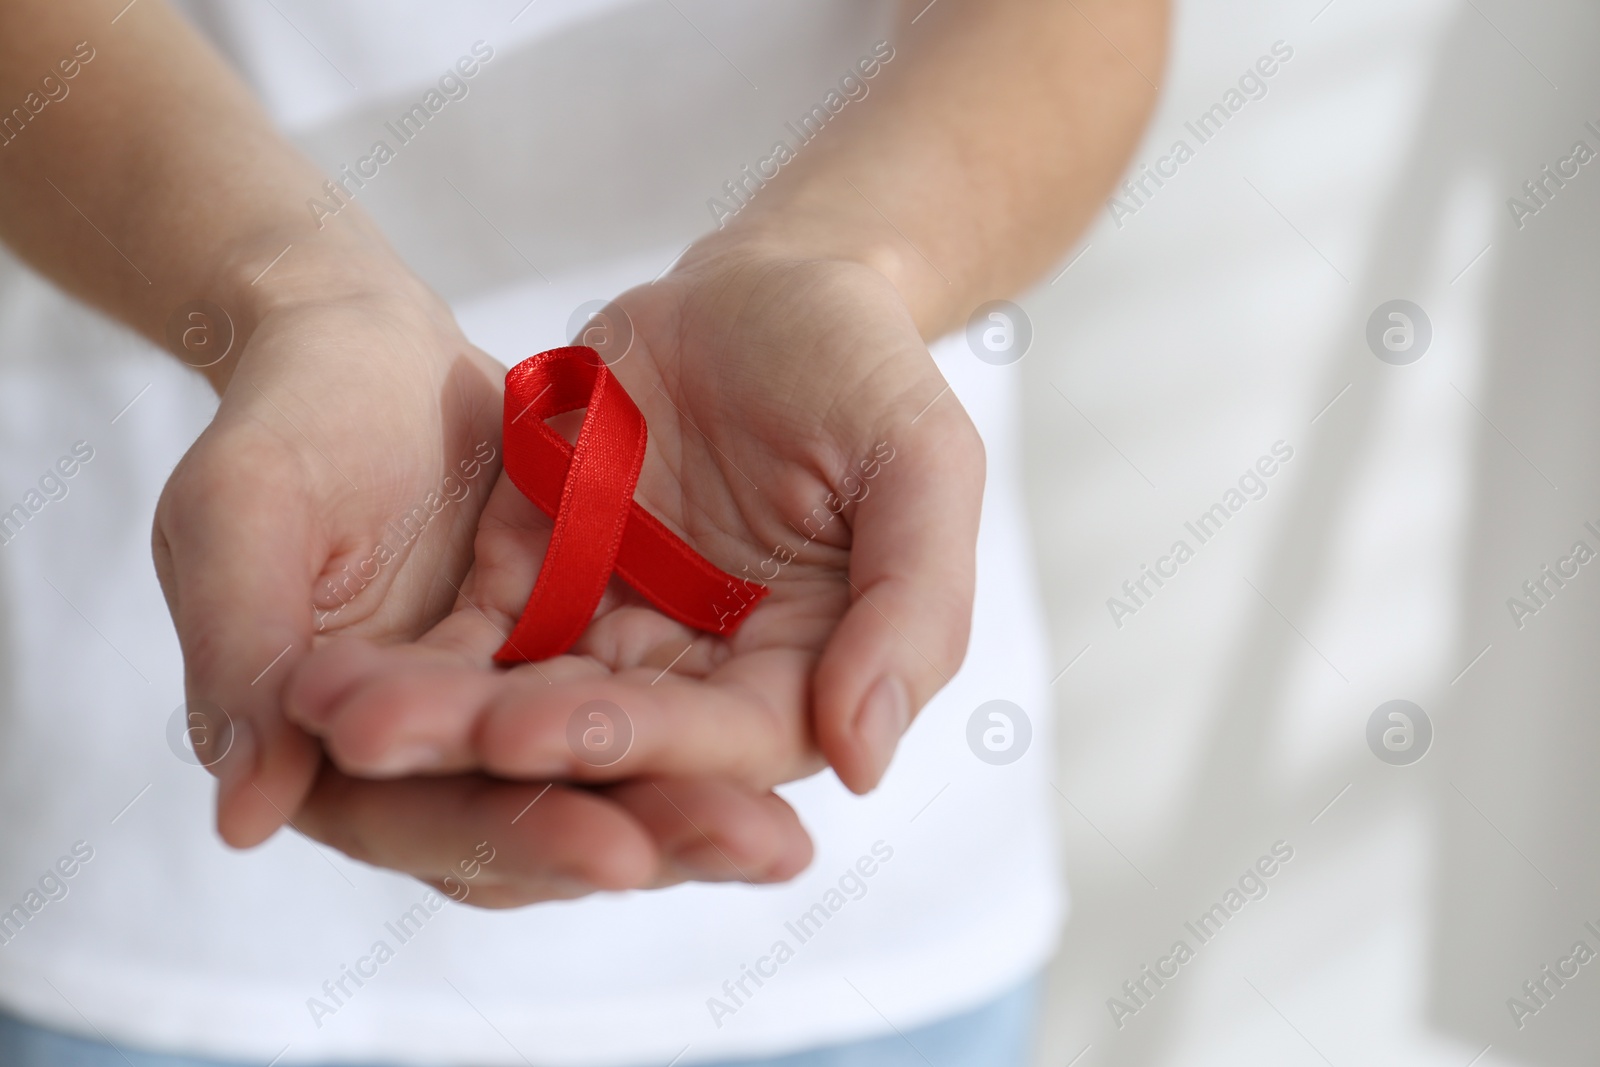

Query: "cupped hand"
<box><xmin>285</xmin><ymin>237</ymin><xmax>986</xmax><ymax>796</ymax></box>
<box><xmin>153</xmin><ymin>265</ymin><xmax>504</xmax><ymax>848</ymax></box>
<box><xmin>153</xmin><ymin>255</ymin><xmax>814</xmax><ymax>899</ymax></box>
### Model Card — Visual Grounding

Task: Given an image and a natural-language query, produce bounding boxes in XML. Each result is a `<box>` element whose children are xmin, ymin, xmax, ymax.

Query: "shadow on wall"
<box><xmin>1034</xmin><ymin>3</ymin><xmax>1600</xmax><ymax>1064</ymax></box>
<box><xmin>1425</xmin><ymin>5</ymin><xmax>1600</xmax><ymax>1061</ymax></box>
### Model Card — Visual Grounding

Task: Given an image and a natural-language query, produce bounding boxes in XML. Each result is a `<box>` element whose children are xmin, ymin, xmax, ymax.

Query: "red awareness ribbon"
<box><xmin>493</xmin><ymin>346</ymin><xmax>767</xmax><ymax>664</ymax></box>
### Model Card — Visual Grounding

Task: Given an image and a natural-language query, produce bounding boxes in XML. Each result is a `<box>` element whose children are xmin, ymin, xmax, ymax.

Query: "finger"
<box><xmin>283</xmin><ymin>637</ymin><xmax>500</xmax><ymax>771</ymax></box>
<box><xmin>423</xmin><ymin>475</ymin><xmax>551</xmax><ymax>662</ymax></box>
<box><xmin>283</xmin><ymin>637</ymin><xmax>581</xmax><ymax>773</ymax></box>
<box><xmin>153</xmin><ymin>438</ymin><xmax>322</xmax><ymax>847</ymax></box>
<box><xmin>285</xmin><ymin>638</ymin><xmax>818</xmax><ymax>787</ymax></box>
<box><xmin>420</xmin><ymin>779</ymin><xmax>813</xmax><ymax>907</ymax></box>
<box><xmin>295</xmin><ymin>768</ymin><xmax>660</xmax><ymax>899</ymax></box>
<box><xmin>603</xmin><ymin>778</ymin><xmax>813</xmax><ymax>885</ymax></box>
<box><xmin>813</xmin><ymin>401</ymin><xmax>985</xmax><ymax>793</ymax></box>
<box><xmin>478</xmin><ymin>652</ymin><xmax>819</xmax><ymax>786</ymax></box>
<box><xmin>296</xmin><ymin>771</ymin><xmax>811</xmax><ymax>908</ymax></box>
<box><xmin>415</xmin><ymin>479</ymin><xmax>704</xmax><ymax>668</ymax></box>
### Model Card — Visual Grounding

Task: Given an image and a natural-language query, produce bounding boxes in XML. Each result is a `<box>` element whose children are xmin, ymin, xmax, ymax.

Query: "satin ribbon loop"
<box><xmin>493</xmin><ymin>346</ymin><xmax>766</xmax><ymax>664</ymax></box>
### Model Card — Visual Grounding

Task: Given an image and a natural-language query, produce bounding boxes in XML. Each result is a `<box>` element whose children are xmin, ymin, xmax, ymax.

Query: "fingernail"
<box><xmin>853</xmin><ymin>675</ymin><xmax>909</xmax><ymax>788</ymax></box>
<box><xmin>365</xmin><ymin>741</ymin><xmax>445</xmax><ymax>777</ymax></box>
<box><xmin>671</xmin><ymin>840</ymin><xmax>740</xmax><ymax>881</ymax></box>
<box><xmin>547</xmin><ymin>874</ymin><xmax>599</xmax><ymax>899</ymax></box>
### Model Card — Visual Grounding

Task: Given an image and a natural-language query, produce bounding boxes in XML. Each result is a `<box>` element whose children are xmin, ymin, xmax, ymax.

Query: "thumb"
<box><xmin>154</xmin><ymin>444</ymin><xmax>322</xmax><ymax>847</ymax></box>
<box><xmin>813</xmin><ymin>391</ymin><xmax>985</xmax><ymax>793</ymax></box>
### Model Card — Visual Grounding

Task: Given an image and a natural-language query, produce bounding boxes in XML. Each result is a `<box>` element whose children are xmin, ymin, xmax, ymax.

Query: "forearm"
<box><xmin>0</xmin><ymin>0</ymin><xmax>407</xmax><ymax>391</ymax></box>
<box><xmin>712</xmin><ymin>0</ymin><xmax>1169</xmax><ymax>339</ymax></box>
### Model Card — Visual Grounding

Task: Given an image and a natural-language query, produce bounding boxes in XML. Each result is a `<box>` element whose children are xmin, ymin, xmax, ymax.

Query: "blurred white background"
<box><xmin>1022</xmin><ymin>0</ymin><xmax>1600</xmax><ymax>1063</ymax></box>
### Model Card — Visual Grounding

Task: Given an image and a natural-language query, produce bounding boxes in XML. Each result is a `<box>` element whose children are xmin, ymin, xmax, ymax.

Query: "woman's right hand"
<box><xmin>152</xmin><ymin>248</ymin><xmax>812</xmax><ymax>900</ymax></box>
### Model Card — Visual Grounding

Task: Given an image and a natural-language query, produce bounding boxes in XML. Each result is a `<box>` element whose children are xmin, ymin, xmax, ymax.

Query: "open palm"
<box><xmin>156</xmin><ymin>266</ymin><xmax>815</xmax><ymax>903</ymax></box>
<box><xmin>287</xmin><ymin>245</ymin><xmax>986</xmax><ymax>796</ymax></box>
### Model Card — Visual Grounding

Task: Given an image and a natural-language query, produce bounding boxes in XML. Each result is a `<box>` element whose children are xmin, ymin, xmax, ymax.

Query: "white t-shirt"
<box><xmin>0</xmin><ymin>3</ymin><xmax>1060</xmax><ymax>1065</ymax></box>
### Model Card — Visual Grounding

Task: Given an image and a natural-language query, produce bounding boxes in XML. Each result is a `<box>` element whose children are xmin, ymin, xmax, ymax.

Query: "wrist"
<box><xmin>687</xmin><ymin>188</ymin><xmax>948</xmax><ymax>334</ymax></box>
<box><xmin>187</xmin><ymin>225</ymin><xmax>438</xmax><ymax>394</ymax></box>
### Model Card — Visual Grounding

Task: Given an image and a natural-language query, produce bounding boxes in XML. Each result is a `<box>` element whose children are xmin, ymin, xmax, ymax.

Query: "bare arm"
<box><xmin>0</xmin><ymin>0</ymin><xmax>393</xmax><ymax>391</ymax></box>
<box><xmin>723</xmin><ymin>0</ymin><xmax>1169</xmax><ymax>337</ymax></box>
